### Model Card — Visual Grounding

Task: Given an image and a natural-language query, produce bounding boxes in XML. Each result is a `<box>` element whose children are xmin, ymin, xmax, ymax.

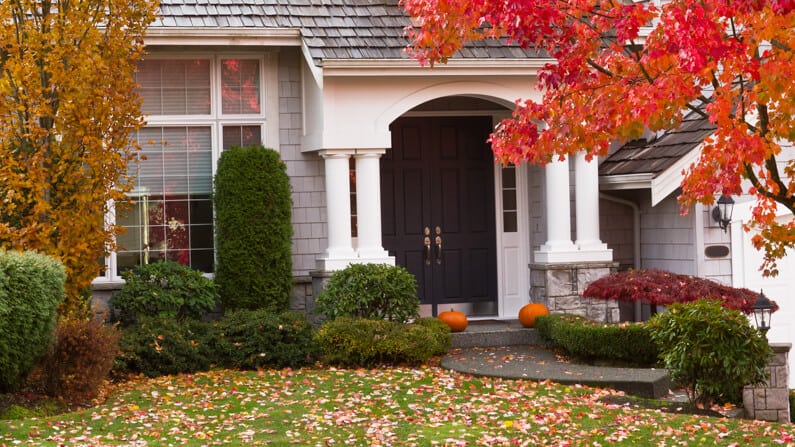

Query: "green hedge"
<box><xmin>213</xmin><ymin>146</ymin><xmax>293</xmax><ymax>311</ymax></box>
<box><xmin>109</xmin><ymin>260</ymin><xmax>219</xmax><ymax>326</ymax></box>
<box><xmin>315</xmin><ymin>263</ymin><xmax>419</xmax><ymax>323</ymax></box>
<box><xmin>649</xmin><ymin>299</ymin><xmax>771</xmax><ymax>406</ymax></box>
<box><xmin>212</xmin><ymin>309</ymin><xmax>318</xmax><ymax>369</ymax></box>
<box><xmin>0</xmin><ymin>251</ymin><xmax>65</xmax><ymax>391</ymax></box>
<box><xmin>116</xmin><ymin>310</ymin><xmax>318</xmax><ymax>377</ymax></box>
<box><xmin>535</xmin><ymin>314</ymin><xmax>658</xmax><ymax>367</ymax></box>
<box><xmin>315</xmin><ymin>317</ymin><xmax>451</xmax><ymax>367</ymax></box>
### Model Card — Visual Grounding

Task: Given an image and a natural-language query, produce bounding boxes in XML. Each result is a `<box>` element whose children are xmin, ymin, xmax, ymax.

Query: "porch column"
<box><xmin>317</xmin><ymin>150</ymin><xmax>357</xmax><ymax>270</ymax></box>
<box><xmin>535</xmin><ymin>156</ymin><xmax>577</xmax><ymax>263</ymax></box>
<box><xmin>574</xmin><ymin>151</ymin><xmax>611</xmax><ymax>260</ymax></box>
<box><xmin>354</xmin><ymin>149</ymin><xmax>393</xmax><ymax>263</ymax></box>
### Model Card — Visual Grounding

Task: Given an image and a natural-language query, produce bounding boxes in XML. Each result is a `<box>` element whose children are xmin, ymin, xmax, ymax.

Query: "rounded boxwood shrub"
<box><xmin>315</xmin><ymin>263</ymin><xmax>419</xmax><ymax>323</ymax></box>
<box><xmin>315</xmin><ymin>317</ymin><xmax>451</xmax><ymax>367</ymax></box>
<box><xmin>109</xmin><ymin>260</ymin><xmax>219</xmax><ymax>326</ymax></box>
<box><xmin>648</xmin><ymin>299</ymin><xmax>771</xmax><ymax>407</ymax></box>
<box><xmin>213</xmin><ymin>146</ymin><xmax>293</xmax><ymax>312</ymax></box>
<box><xmin>0</xmin><ymin>251</ymin><xmax>65</xmax><ymax>391</ymax></box>
<box><xmin>213</xmin><ymin>309</ymin><xmax>318</xmax><ymax>369</ymax></box>
<box><xmin>116</xmin><ymin>316</ymin><xmax>213</xmax><ymax>378</ymax></box>
<box><xmin>535</xmin><ymin>313</ymin><xmax>658</xmax><ymax>367</ymax></box>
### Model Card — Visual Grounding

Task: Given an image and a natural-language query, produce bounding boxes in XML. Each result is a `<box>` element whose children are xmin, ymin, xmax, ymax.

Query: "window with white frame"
<box><xmin>100</xmin><ymin>55</ymin><xmax>269</xmax><ymax>280</ymax></box>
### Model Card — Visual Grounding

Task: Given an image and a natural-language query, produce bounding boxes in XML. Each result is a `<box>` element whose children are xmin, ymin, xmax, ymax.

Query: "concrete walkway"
<box><xmin>441</xmin><ymin>321</ymin><xmax>674</xmax><ymax>399</ymax></box>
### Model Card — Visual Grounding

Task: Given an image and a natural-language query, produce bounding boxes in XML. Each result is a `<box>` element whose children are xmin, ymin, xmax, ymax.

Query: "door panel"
<box><xmin>382</xmin><ymin>116</ymin><xmax>498</xmax><ymax>315</ymax></box>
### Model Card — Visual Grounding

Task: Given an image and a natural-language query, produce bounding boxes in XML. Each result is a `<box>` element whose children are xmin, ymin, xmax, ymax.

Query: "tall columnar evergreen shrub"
<box><xmin>214</xmin><ymin>146</ymin><xmax>293</xmax><ymax>311</ymax></box>
<box><xmin>0</xmin><ymin>251</ymin><xmax>65</xmax><ymax>391</ymax></box>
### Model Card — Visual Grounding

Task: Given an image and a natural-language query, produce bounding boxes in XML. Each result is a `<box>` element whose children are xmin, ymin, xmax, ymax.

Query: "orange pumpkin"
<box><xmin>518</xmin><ymin>303</ymin><xmax>549</xmax><ymax>328</ymax></box>
<box><xmin>438</xmin><ymin>309</ymin><xmax>468</xmax><ymax>332</ymax></box>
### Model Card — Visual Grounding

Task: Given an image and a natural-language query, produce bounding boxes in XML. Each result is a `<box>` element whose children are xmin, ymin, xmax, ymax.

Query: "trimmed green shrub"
<box><xmin>117</xmin><ymin>316</ymin><xmax>213</xmax><ymax>377</ymax></box>
<box><xmin>213</xmin><ymin>146</ymin><xmax>293</xmax><ymax>312</ymax></box>
<box><xmin>213</xmin><ymin>309</ymin><xmax>318</xmax><ymax>369</ymax></box>
<box><xmin>315</xmin><ymin>263</ymin><xmax>419</xmax><ymax>323</ymax></box>
<box><xmin>0</xmin><ymin>251</ymin><xmax>65</xmax><ymax>391</ymax></box>
<box><xmin>648</xmin><ymin>299</ymin><xmax>771</xmax><ymax>407</ymax></box>
<box><xmin>535</xmin><ymin>314</ymin><xmax>658</xmax><ymax>367</ymax></box>
<box><xmin>315</xmin><ymin>317</ymin><xmax>451</xmax><ymax>367</ymax></box>
<box><xmin>39</xmin><ymin>316</ymin><xmax>120</xmax><ymax>402</ymax></box>
<box><xmin>790</xmin><ymin>389</ymin><xmax>795</xmax><ymax>423</ymax></box>
<box><xmin>109</xmin><ymin>260</ymin><xmax>219</xmax><ymax>326</ymax></box>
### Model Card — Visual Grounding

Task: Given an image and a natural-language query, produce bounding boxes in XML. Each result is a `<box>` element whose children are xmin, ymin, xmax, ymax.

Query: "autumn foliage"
<box><xmin>403</xmin><ymin>0</ymin><xmax>795</xmax><ymax>275</ymax></box>
<box><xmin>0</xmin><ymin>0</ymin><xmax>157</xmax><ymax>314</ymax></box>
<box><xmin>582</xmin><ymin>269</ymin><xmax>777</xmax><ymax>314</ymax></box>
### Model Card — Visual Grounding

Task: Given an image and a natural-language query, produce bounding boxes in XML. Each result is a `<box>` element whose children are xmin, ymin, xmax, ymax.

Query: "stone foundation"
<box><xmin>743</xmin><ymin>343</ymin><xmax>791</xmax><ymax>423</ymax></box>
<box><xmin>530</xmin><ymin>262</ymin><xmax>620</xmax><ymax>323</ymax></box>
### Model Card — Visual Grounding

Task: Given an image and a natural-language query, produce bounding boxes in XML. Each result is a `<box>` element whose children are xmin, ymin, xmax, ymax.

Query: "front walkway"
<box><xmin>441</xmin><ymin>345</ymin><xmax>672</xmax><ymax>398</ymax></box>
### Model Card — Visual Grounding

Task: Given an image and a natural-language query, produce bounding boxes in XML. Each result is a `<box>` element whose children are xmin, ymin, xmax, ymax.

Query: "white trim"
<box><xmin>144</xmin><ymin>27</ymin><xmax>302</xmax><ymax>47</ymax></box>
<box><xmin>650</xmin><ymin>143</ymin><xmax>702</xmax><ymax>206</ymax></box>
<box><xmin>599</xmin><ymin>173</ymin><xmax>654</xmax><ymax>189</ymax></box>
<box><xmin>321</xmin><ymin>58</ymin><xmax>553</xmax><ymax>77</ymax></box>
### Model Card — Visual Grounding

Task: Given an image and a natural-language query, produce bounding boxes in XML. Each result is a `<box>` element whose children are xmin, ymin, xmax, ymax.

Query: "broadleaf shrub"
<box><xmin>0</xmin><ymin>251</ymin><xmax>65</xmax><ymax>391</ymax></box>
<box><xmin>39</xmin><ymin>316</ymin><xmax>120</xmax><ymax>402</ymax></box>
<box><xmin>315</xmin><ymin>317</ymin><xmax>451</xmax><ymax>367</ymax></box>
<box><xmin>535</xmin><ymin>314</ymin><xmax>658</xmax><ymax>367</ymax></box>
<box><xmin>109</xmin><ymin>260</ymin><xmax>219</xmax><ymax>326</ymax></box>
<box><xmin>116</xmin><ymin>316</ymin><xmax>213</xmax><ymax>377</ymax></box>
<box><xmin>648</xmin><ymin>299</ymin><xmax>771</xmax><ymax>407</ymax></box>
<box><xmin>315</xmin><ymin>263</ymin><xmax>419</xmax><ymax>323</ymax></box>
<box><xmin>583</xmin><ymin>269</ymin><xmax>774</xmax><ymax>314</ymax></box>
<box><xmin>214</xmin><ymin>146</ymin><xmax>293</xmax><ymax>312</ymax></box>
<box><xmin>213</xmin><ymin>309</ymin><xmax>318</xmax><ymax>369</ymax></box>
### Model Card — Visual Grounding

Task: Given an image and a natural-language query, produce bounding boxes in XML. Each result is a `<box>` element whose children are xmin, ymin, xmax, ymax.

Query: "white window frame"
<box><xmin>94</xmin><ymin>52</ymin><xmax>279</xmax><ymax>285</ymax></box>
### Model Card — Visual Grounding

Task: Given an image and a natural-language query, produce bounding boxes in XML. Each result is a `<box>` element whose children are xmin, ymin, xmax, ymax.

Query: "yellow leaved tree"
<box><xmin>0</xmin><ymin>0</ymin><xmax>157</xmax><ymax>316</ymax></box>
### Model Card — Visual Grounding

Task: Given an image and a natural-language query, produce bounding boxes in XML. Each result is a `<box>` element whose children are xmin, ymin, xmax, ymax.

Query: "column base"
<box><xmin>534</xmin><ymin>248</ymin><xmax>613</xmax><ymax>264</ymax></box>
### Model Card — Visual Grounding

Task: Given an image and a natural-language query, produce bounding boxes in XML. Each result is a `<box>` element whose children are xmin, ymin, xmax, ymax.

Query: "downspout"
<box><xmin>599</xmin><ymin>193</ymin><xmax>642</xmax><ymax>322</ymax></box>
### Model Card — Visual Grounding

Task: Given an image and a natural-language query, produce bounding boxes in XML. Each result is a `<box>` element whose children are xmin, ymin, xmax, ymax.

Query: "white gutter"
<box><xmin>143</xmin><ymin>27</ymin><xmax>302</xmax><ymax>47</ymax></box>
<box><xmin>320</xmin><ymin>58</ymin><xmax>553</xmax><ymax>77</ymax></box>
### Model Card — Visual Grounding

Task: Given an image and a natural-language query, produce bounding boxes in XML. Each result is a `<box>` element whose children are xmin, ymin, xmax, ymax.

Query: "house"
<box><xmin>90</xmin><ymin>0</ymin><xmax>794</xmax><ymax>383</ymax></box>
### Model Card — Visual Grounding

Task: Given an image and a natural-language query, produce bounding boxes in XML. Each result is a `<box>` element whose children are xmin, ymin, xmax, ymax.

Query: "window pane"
<box><xmin>121</xmin><ymin>126</ymin><xmax>214</xmax><ymax>273</ymax></box>
<box><xmin>221</xmin><ymin>59</ymin><xmax>261</xmax><ymax>114</ymax></box>
<box><xmin>137</xmin><ymin>59</ymin><xmax>211</xmax><ymax>115</ymax></box>
<box><xmin>222</xmin><ymin>125</ymin><xmax>262</xmax><ymax>150</ymax></box>
<box><xmin>503</xmin><ymin>211</ymin><xmax>518</xmax><ymax>233</ymax></box>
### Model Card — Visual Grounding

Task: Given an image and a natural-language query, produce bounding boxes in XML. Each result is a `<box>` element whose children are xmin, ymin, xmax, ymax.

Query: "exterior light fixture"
<box><xmin>752</xmin><ymin>290</ymin><xmax>773</xmax><ymax>336</ymax></box>
<box><xmin>711</xmin><ymin>194</ymin><xmax>735</xmax><ymax>232</ymax></box>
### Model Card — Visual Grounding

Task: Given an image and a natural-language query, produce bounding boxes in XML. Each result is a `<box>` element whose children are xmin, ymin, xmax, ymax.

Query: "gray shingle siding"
<box><xmin>277</xmin><ymin>49</ymin><xmax>327</xmax><ymax>276</ymax></box>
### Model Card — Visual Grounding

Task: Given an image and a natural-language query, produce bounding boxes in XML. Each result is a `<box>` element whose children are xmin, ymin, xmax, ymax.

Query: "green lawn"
<box><xmin>1</xmin><ymin>367</ymin><xmax>793</xmax><ymax>446</ymax></box>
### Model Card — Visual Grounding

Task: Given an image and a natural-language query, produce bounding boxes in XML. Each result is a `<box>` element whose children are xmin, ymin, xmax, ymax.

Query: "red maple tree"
<box><xmin>402</xmin><ymin>0</ymin><xmax>795</xmax><ymax>275</ymax></box>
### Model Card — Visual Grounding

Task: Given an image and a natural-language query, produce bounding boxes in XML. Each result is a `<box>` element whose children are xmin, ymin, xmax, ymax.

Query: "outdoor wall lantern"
<box><xmin>711</xmin><ymin>194</ymin><xmax>735</xmax><ymax>232</ymax></box>
<box><xmin>752</xmin><ymin>290</ymin><xmax>773</xmax><ymax>336</ymax></box>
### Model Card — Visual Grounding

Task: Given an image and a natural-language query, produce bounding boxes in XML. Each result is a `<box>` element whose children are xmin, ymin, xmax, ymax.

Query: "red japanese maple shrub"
<box><xmin>582</xmin><ymin>269</ymin><xmax>777</xmax><ymax>314</ymax></box>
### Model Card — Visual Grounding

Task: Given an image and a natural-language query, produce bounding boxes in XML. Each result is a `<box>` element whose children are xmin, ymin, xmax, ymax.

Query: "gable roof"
<box><xmin>154</xmin><ymin>0</ymin><xmax>539</xmax><ymax>65</ymax></box>
<box><xmin>598</xmin><ymin>111</ymin><xmax>716</xmax><ymax>205</ymax></box>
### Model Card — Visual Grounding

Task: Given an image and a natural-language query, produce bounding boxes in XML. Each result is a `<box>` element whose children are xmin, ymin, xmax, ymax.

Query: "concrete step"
<box><xmin>450</xmin><ymin>319</ymin><xmax>550</xmax><ymax>349</ymax></box>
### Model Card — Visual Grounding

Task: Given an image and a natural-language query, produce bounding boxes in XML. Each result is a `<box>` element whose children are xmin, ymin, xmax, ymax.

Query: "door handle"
<box><xmin>435</xmin><ymin>235</ymin><xmax>442</xmax><ymax>265</ymax></box>
<box><xmin>424</xmin><ymin>236</ymin><xmax>432</xmax><ymax>266</ymax></box>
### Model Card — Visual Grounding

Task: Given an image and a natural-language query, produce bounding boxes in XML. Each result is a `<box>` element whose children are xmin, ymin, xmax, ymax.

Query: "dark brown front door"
<box><xmin>381</xmin><ymin>116</ymin><xmax>498</xmax><ymax>316</ymax></box>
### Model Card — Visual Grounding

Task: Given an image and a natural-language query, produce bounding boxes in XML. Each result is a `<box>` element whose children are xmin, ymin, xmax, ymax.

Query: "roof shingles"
<box><xmin>154</xmin><ymin>0</ymin><xmax>539</xmax><ymax>65</ymax></box>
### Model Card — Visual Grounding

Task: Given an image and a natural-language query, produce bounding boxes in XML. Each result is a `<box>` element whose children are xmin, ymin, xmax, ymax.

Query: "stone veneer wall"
<box><xmin>743</xmin><ymin>343</ymin><xmax>791</xmax><ymax>423</ymax></box>
<box><xmin>530</xmin><ymin>262</ymin><xmax>620</xmax><ymax>323</ymax></box>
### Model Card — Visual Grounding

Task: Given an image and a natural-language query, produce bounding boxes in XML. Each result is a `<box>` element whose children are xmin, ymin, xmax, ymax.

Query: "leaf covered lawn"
<box><xmin>1</xmin><ymin>367</ymin><xmax>794</xmax><ymax>446</ymax></box>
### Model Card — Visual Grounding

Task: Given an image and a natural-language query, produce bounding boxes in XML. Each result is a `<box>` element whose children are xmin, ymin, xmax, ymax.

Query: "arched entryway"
<box><xmin>380</xmin><ymin>97</ymin><xmax>509</xmax><ymax>317</ymax></box>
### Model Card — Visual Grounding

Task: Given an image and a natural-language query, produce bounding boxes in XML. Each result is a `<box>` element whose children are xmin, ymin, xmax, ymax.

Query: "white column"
<box><xmin>574</xmin><ymin>152</ymin><xmax>612</xmax><ymax>260</ymax></box>
<box><xmin>539</xmin><ymin>156</ymin><xmax>576</xmax><ymax>253</ymax></box>
<box><xmin>317</xmin><ymin>150</ymin><xmax>357</xmax><ymax>270</ymax></box>
<box><xmin>354</xmin><ymin>150</ymin><xmax>393</xmax><ymax>263</ymax></box>
<box><xmin>575</xmin><ymin>152</ymin><xmax>604</xmax><ymax>249</ymax></box>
